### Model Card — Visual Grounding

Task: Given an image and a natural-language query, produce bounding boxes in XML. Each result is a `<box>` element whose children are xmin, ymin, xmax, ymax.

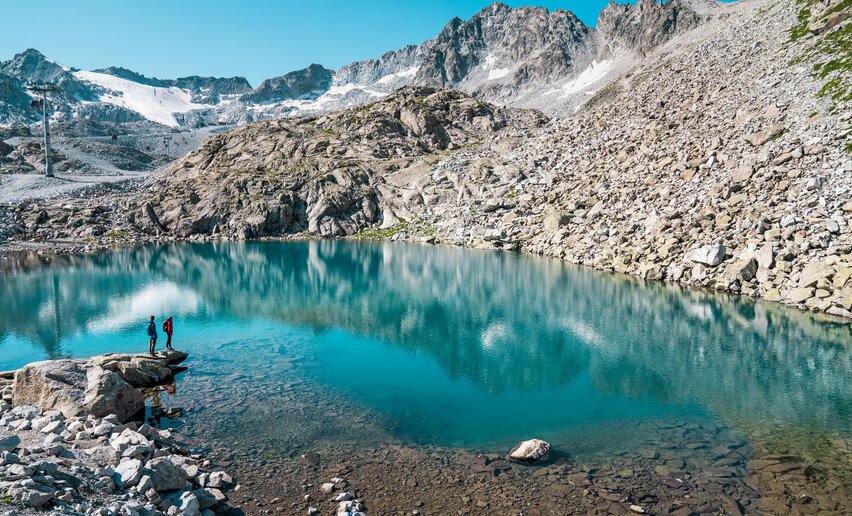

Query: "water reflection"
<box><xmin>1</xmin><ymin>241</ymin><xmax>850</xmax><ymax>434</ymax></box>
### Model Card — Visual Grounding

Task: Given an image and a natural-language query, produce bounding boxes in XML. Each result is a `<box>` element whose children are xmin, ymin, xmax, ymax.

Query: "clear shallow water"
<box><xmin>1</xmin><ymin>241</ymin><xmax>850</xmax><ymax>453</ymax></box>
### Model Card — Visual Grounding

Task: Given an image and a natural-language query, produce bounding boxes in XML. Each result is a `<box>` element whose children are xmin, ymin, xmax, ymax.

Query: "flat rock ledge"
<box><xmin>0</xmin><ymin>352</ymin><xmax>239</xmax><ymax>515</ymax></box>
<box><xmin>10</xmin><ymin>351</ymin><xmax>188</xmax><ymax>424</ymax></box>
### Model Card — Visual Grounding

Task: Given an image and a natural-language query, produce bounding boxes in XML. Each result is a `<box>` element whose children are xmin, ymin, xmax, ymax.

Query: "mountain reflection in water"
<box><xmin>1</xmin><ymin>241</ymin><xmax>850</xmax><ymax>439</ymax></box>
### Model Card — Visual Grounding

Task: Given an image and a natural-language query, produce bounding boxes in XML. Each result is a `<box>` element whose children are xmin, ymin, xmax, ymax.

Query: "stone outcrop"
<box><xmin>11</xmin><ymin>351</ymin><xmax>187</xmax><ymax>422</ymax></box>
<box><xmin>125</xmin><ymin>87</ymin><xmax>546</xmax><ymax>239</ymax></box>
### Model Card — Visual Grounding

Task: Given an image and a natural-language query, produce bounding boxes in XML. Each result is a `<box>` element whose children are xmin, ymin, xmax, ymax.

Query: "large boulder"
<box><xmin>0</xmin><ymin>435</ymin><xmax>21</xmax><ymax>452</ymax></box>
<box><xmin>508</xmin><ymin>439</ymin><xmax>551</xmax><ymax>462</ymax></box>
<box><xmin>685</xmin><ymin>244</ymin><xmax>726</xmax><ymax>267</ymax></box>
<box><xmin>90</xmin><ymin>350</ymin><xmax>189</xmax><ymax>387</ymax></box>
<box><xmin>113</xmin><ymin>458</ymin><xmax>144</xmax><ymax>488</ymax></box>
<box><xmin>144</xmin><ymin>457</ymin><xmax>189</xmax><ymax>491</ymax></box>
<box><xmin>12</xmin><ymin>360</ymin><xmax>144</xmax><ymax>422</ymax></box>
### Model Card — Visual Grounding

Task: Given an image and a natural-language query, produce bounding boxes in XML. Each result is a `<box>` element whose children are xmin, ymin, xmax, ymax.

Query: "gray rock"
<box><xmin>12</xmin><ymin>360</ymin><xmax>144</xmax><ymax>423</ymax></box>
<box><xmin>178</xmin><ymin>492</ymin><xmax>201</xmax><ymax>516</ymax></box>
<box><xmin>202</xmin><ymin>471</ymin><xmax>233</xmax><ymax>489</ymax></box>
<box><xmin>7</xmin><ymin>484</ymin><xmax>55</xmax><ymax>508</ymax></box>
<box><xmin>113</xmin><ymin>458</ymin><xmax>144</xmax><ymax>488</ymax></box>
<box><xmin>144</xmin><ymin>457</ymin><xmax>188</xmax><ymax>491</ymax></box>
<box><xmin>0</xmin><ymin>435</ymin><xmax>20</xmax><ymax>452</ymax></box>
<box><xmin>685</xmin><ymin>244</ymin><xmax>726</xmax><ymax>267</ymax></box>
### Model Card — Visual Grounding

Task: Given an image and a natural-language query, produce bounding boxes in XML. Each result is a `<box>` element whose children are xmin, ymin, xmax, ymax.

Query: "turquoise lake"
<box><xmin>1</xmin><ymin>241</ymin><xmax>850</xmax><ymax>455</ymax></box>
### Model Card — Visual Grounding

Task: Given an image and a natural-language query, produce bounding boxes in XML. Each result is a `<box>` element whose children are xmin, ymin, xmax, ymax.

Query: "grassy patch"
<box><xmin>790</xmin><ymin>0</ymin><xmax>852</xmax><ymax>107</ymax></box>
<box><xmin>103</xmin><ymin>230</ymin><xmax>127</xmax><ymax>238</ymax></box>
<box><xmin>790</xmin><ymin>4</ymin><xmax>812</xmax><ymax>41</ymax></box>
<box><xmin>631</xmin><ymin>71</ymin><xmax>650</xmax><ymax>87</ymax></box>
<box><xmin>353</xmin><ymin>102</ymin><xmax>374</xmax><ymax>114</ymax></box>
<box><xmin>355</xmin><ymin>217</ymin><xmax>436</xmax><ymax>240</ymax></box>
<box><xmin>1</xmin><ymin>489</ymin><xmax>10</xmax><ymax>504</ymax></box>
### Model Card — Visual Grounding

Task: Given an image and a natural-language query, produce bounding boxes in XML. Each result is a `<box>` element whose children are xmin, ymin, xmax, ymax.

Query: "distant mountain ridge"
<box><xmin>0</xmin><ymin>0</ymin><xmax>712</xmax><ymax>129</ymax></box>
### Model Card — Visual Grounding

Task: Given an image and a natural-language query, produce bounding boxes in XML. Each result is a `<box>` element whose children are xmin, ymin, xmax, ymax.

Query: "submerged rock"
<box><xmin>508</xmin><ymin>439</ymin><xmax>551</xmax><ymax>462</ymax></box>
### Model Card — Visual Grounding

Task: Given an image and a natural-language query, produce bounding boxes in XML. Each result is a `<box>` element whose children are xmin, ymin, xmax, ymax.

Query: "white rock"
<box><xmin>509</xmin><ymin>438</ymin><xmax>551</xmax><ymax>461</ymax></box>
<box><xmin>685</xmin><ymin>244</ymin><xmax>726</xmax><ymax>266</ymax></box>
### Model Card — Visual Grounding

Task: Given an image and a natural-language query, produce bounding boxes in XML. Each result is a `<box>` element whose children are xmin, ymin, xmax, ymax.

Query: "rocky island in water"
<box><xmin>1</xmin><ymin>0</ymin><xmax>850</xmax><ymax>514</ymax></box>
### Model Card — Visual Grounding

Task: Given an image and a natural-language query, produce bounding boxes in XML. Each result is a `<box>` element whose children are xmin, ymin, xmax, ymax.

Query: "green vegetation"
<box><xmin>355</xmin><ymin>217</ymin><xmax>436</xmax><ymax>240</ymax></box>
<box><xmin>1</xmin><ymin>489</ymin><xmax>10</xmax><ymax>504</ymax></box>
<box><xmin>790</xmin><ymin>4</ymin><xmax>812</xmax><ymax>42</ymax></box>
<box><xmin>352</xmin><ymin>102</ymin><xmax>374</xmax><ymax>114</ymax></box>
<box><xmin>790</xmin><ymin>0</ymin><xmax>852</xmax><ymax>108</ymax></box>
<box><xmin>631</xmin><ymin>71</ymin><xmax>650</xmax><ymax>88</ymax></box>
<box><xmin>103</xmin><ymin>230</ymin><xmax>127</xmax><ymax>238</ymax></box>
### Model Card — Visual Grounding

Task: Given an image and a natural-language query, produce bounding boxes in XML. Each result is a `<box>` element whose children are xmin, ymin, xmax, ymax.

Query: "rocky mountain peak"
<box><xmin>241</xmin><ymin>63</ymin><xmax>334</xmax><ymax>104</ymax></box>
<box><xmin>0</xmin><ymin>48</ymin><xmax>68</xmax><ymax>83</ymax></box>
<box><xmin>597</xmin><ymin>0</ymin><xmax>703</xmax><ymax>56</ymax></box>
<box><xmin>416</xmin><ymin>2</ymin><xmax>592</xmax><ymax>89</ymax></box>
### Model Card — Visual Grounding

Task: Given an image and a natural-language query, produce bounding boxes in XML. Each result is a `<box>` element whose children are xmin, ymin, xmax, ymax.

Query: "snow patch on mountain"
<box><xmin>544</xmin><ymin>60</ymin><xmax>614</xmax><ymax>98</ymax></box>
<box><xmin>376</xmin><ymin>66</ymin><xmax>420</xmax><ymax>85</ymax></box>
<box><xmin>73</xmin><ymin>71</ymin><xmax>210</xmax><ymax>127</ymax></box>
<box><xmin>480</xmin><ymin>54</ymin><xmax>512</xmax><ymax>81</ymax></box>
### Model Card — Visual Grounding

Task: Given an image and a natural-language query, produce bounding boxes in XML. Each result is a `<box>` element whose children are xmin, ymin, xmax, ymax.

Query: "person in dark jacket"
<box><xmin>162</xmin><ymin>317</ymin><xmax>174</xmax><ymax>350</ymax></box>
<box><xmin>147</xmin><ymin>315</ymin><xmax>158</xmax><ymax>356</ymax></box>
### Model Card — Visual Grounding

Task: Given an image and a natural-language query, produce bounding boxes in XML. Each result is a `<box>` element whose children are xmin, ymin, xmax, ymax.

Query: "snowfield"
<box><xmin>376</xmin><ymin>65</ymin><xmax>419</xmax><ymax>85</ymax></box>
<box><xmin>73</xmin><ymin>71</ymin><xmax>211</xmax><ymax>127</ymax></box>
<box><xmin>544</xmin><ymin>60</ymin><xmax>614</xmax><ymax>98</ymax></box>
<box><xmin>481</xmin><ymin>53</ymin><xmax>512</xmax><ymax>81</ymax></box>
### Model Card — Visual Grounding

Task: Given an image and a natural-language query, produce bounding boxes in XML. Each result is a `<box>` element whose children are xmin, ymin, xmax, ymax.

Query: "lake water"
<box><xmin>1</xmin><ymin>241</ymin><xmax>850</xmax><ymax>461</ymax></box>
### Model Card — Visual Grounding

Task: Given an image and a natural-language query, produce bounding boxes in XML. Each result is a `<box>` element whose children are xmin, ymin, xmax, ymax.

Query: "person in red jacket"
<box><xmin>162</xmin><ymin>317</ymin><xmax>174</xmax><ymax>350</ymax></box>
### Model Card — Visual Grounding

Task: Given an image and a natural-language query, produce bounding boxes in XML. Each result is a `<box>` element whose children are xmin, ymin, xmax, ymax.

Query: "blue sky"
<box><xmin>0</xmin><ymin>0</ymin><xmax>620</xmax><ymax>87</ymax></box>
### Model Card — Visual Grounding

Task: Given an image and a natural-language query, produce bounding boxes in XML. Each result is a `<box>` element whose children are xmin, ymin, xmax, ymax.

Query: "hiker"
<box><xmin>162</xmin><ymin>316</ymin><xmax>174</xmax><ymax>350</ymax></box>
<box><xmin>147</xmin><ymin>315</ymin><xmax>158</xmax><ymax>356</ymax></box>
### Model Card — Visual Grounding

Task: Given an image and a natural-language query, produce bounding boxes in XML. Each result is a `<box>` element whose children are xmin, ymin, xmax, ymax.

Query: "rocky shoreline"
<box><xmin>0</xmin><ymin>352</ymin><xmax>240</xmax><ymax>515</ymax></box>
